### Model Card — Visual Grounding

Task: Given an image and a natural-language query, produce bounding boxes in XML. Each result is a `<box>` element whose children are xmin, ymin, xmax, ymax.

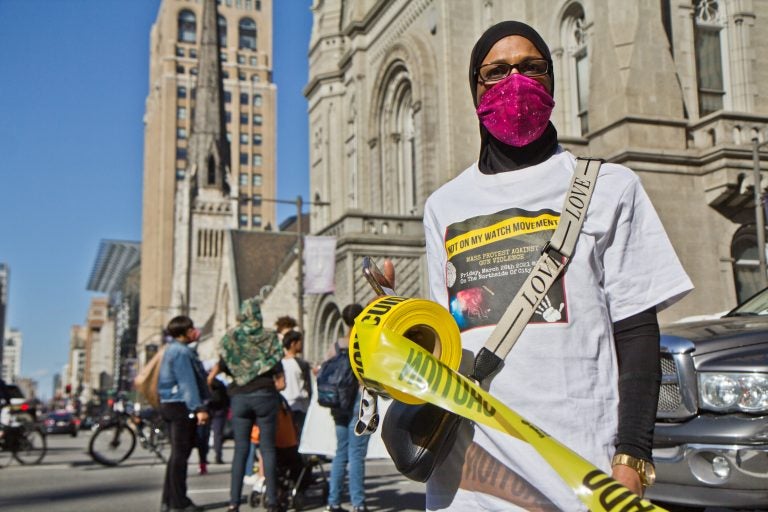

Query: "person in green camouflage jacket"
<box><xmin>216</xmin><ymin>299</ymin><xmax>286</xmax><ymax>512</ymax></box>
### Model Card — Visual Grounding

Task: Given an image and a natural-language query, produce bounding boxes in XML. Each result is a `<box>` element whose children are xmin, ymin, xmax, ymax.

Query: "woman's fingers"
<box><xmin>382</xmin><ymin>258</ymin><xmax>396</xmax><ymax>289</ymax></box>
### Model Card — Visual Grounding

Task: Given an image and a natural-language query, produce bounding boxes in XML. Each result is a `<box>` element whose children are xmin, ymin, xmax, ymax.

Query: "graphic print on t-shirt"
<box><xmin>445</xmin><ymin>207</ymin><xmax>568</xmax><ymax>331</ymax></box>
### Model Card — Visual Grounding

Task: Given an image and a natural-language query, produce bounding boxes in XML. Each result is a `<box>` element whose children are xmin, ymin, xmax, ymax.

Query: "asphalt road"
<box><xmin>0</xmin><ymin>431</ymin><xmax>425</xmax><ymax>512</ymax></box>
<box><xmin>0</xmin><ymin>431</ymin><xmax>759</xmax><ymax>512</ymax></box>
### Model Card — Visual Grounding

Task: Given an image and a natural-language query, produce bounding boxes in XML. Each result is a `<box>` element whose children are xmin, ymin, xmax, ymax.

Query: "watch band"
<box><xmin>611</xmin><ymin>453</ymin><xmax>656</xmax><ymax>488</ymax></box>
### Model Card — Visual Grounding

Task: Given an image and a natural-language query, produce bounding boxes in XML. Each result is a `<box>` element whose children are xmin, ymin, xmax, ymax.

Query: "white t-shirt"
<box><xmin>423</xmin><ymin>150</ymin><xmax>693</xmax><ymax>511</ymax></box>
<box><xmin>281</xmin><ymin>357</ymin><xmax>310</xmax><ymax>413</ymax></box>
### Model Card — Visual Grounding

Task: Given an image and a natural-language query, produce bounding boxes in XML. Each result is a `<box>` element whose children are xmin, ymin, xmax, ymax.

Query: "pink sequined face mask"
<box><xmin>476</xmin><ymin>73</ymin><xmax>555</xmax><ymax>147</ymax></box>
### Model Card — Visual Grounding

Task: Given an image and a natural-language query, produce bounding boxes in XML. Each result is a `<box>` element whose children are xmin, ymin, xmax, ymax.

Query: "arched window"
<box><xmin>239</xmin><ymin>18</ymin><xmax>257</xmax><ymax>50</ymax></box>
<box><xmin>395</xmin><ymin>87</ymin><xmax>418</xmax><ymax>214</ymax></box>
<box><xmin>694</xmin><ymin>0</ymin><xmax>726</xmax><ymax>116</ymax></box>
<box><xmin>732</xmin><ymin>225</ymin><xmax>765</xmax><ymax>302</ymax></box>
<box><xmin>217</xmin><ymin>15</ymin><xmax>227</xmax><ymax>48</ymax></box>
<box><xmin>178</xmin><ymin>10</ymin><xmax>196</xmax><ymax>43</ymax></box>
<box><xmin>378</xmin><ymin>62</ymin><xmax>419</xmax><ymax>215</ymax></box>
<box><xmin>207</xmin><ymin>155</ymin><xmax>216</xmax><ymax>185</ymax></box>
<box><xmin>561</xmin><ymin>3</ymin><xmax>589</xmax><ymax>136</ymax></box>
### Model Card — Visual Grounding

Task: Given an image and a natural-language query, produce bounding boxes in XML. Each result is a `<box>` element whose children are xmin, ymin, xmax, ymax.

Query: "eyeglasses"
<box><xmin>476</xmin><ymin>59</ymin><xmax>549</xmax><ymax>84</ymax></box>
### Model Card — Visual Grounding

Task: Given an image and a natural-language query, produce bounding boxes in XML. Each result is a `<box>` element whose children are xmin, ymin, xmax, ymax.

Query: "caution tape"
<box><xmin>349</xmin><ymin>295</ymin><xmax>667</xmax><ymax>512</ymax></box>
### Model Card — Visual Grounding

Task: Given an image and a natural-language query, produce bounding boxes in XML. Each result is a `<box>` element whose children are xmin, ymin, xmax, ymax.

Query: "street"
<box><xmin>1</xmin><ymin>432</ymin><xmax>759</xmax><ymax>512</ymax></box>
<box><xmin>0</xmin><ymin>433</ymin><xmax>425</xmax><ymax>512</ymax></box>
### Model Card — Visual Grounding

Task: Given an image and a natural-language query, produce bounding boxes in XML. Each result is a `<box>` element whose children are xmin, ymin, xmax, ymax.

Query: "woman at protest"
<box><xmin>381</xmin><ymin>21</ymin><xmax>693</xmax><ymax>511</ymax></box>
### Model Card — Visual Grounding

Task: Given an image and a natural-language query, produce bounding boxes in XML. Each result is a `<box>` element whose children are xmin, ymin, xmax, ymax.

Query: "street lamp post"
<box><xmin>753</xmin><ymin>137</ymin><xmax>768</xmax><ymax>290</ymax></box>
<box><xmin>262</xmin><ymin>195</ymin><xmax>330</xmax><ymax>330</ymax></box>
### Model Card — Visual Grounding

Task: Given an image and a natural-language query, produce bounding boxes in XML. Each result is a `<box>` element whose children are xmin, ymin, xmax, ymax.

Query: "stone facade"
<box><xmin>305</xmin><ymin>0</ymin><xmax>768</xmax><ymax>356</ymax></box>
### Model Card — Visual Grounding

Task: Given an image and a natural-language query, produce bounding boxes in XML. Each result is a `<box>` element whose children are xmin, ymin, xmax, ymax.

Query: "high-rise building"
<box><xmin>1</xmin><ymin>328</ymin><xmax>22</xmax><ymax>383</ymax></box>
<box><xmin>87</xmin><ymin>240</ymin><xmax>141</xmax><ymax>392</ymax></box>
<box><xmin>0</xmin><ymin>264</ymin><xmax>8</xmax><ymax>368</ymax></box>
<box><xmin>139</xmin><ymin>0</ymin><xmax>276</xmax><ymax>351</ymax></box>
<box><xmin>68</xmin><ymin>326</ymin><xmax>87</xmax><ymax>397</ymax></box>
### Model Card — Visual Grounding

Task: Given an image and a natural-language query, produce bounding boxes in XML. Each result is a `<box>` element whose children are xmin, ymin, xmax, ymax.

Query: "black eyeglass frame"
<box><xmin>475</xmin><ymin>59</ymin><xmax>551</xmax><ymax>84</ymax></box>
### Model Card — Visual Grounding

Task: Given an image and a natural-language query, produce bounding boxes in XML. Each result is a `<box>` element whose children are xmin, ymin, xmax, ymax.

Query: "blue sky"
<box><xmin>0</xmin><ymin>0</ymin><xmax>312</xmax><ymax>399</ymax></box>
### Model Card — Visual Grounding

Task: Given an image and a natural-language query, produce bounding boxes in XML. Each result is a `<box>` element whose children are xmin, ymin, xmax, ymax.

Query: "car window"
<box><xmin>6</xmin><ymin>385</ymin><xmax>24</xmax><ymax>399</ymax></box>
<box><xmin>728</xmin><ymin>287</ymin><xmax>768</xmax><ymax>316</ymax></box>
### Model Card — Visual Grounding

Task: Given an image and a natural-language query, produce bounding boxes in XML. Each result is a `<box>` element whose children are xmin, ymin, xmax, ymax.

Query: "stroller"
<box><xmin>249</xmin><ymin>398</ymin><xmax>329</xmax><ymax>510</ymax></box>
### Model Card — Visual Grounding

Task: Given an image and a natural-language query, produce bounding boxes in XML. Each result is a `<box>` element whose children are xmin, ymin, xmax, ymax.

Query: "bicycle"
<box><xmin>88</xmin><ymin>406</ymin><xmax>167</xmax><ymax>466</ymax></box>
<box><xmin>0</xmin><ymin>409</ymin><xmax>47</xmax><ymax>467</ymax></box>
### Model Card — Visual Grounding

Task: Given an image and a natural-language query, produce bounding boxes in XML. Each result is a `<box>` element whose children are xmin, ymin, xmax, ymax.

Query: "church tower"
<box><xmin>170</xmin><ymin>0</ymin><xmax>237</xmax><ymax>322</ymax></box>
<box><xmin>139</xmin><ymin>0</ymin><xmax>276</xmax><ymax>352</ymax></box>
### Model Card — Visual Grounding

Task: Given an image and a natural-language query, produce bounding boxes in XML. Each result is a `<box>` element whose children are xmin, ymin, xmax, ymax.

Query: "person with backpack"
<box><xmin>320</xmin><ymin>304</ymin><xmax>370</xmax><ymax>512</ymax></box>
<box><xmin>280</xmin><ymin>330</ymin><xmax>312</xmax><ymax>438</ymax></box>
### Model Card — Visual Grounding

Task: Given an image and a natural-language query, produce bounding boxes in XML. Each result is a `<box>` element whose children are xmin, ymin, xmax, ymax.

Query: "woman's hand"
<box><xmin>274</xmin><ymin>372</ymin><xmax>286</xmax><ymax>392</ymax></box>
<box><xmin>611</xmin><ymin>464</ymin><xmax>643</xmax><ymax>497</ymax></box>
<box><xmin>196</xmin><ymin>410</ymin><xmax>209</xmax><ymax>425</ymax></box>
<box><xmin>206</xmin><ymin>362</ymin><xmax>220</xmax><ymax>386</ymax></box>
<box><xmin>380</xmin><ymin>258</ymin><xmax>396</xmax><ymax>291</ymax></box>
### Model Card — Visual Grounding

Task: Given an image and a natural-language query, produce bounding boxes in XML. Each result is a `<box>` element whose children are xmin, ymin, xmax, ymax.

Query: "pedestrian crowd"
<box><xmin>150</xmin><ymin>299</ymin><xmax>368</xmax><ymax>512</ymax></box>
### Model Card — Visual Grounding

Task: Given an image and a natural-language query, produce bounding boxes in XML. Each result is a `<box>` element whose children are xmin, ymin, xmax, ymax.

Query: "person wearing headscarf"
<box><xmin>214</xmin><ymin>298</ymin><xmax>285</xmax><ymax>512</ymax></box>
<box><xmin>416</xmin><ymin>21</ymin><xmax>693</xmax><ymax>510</ymax></box>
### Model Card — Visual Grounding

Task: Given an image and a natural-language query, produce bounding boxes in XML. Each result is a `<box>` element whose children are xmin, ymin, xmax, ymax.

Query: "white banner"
<box><xmin>303</xmin><ymin>235</ymin><xmax>337</xmax><ymax>294</ymax></box>
<box><xmin>299</xmin><ymin>376</ymin><xmax>392</xmax><ymax>459</ymax></box>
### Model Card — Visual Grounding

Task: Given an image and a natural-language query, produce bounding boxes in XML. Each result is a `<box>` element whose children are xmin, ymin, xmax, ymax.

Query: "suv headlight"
<box><xmin>699</xmin><ymin>372</ymin><xmax>768</xmax><ymax>413</ymax></box>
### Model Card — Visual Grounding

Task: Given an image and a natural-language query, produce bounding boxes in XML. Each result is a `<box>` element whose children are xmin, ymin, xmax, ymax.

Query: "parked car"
<box><xmin>42</xmin><ymin>411</ymin><xmax>79</xmax><ymax>437</ymax></box>
<box><xmin>647</xmin><ymin>288</ymin><xmax>768</xmax><ymax>509</ymax></box>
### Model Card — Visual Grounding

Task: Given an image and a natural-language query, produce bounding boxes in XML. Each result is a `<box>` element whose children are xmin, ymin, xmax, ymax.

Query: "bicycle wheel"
<box><xmin>147</xmin><ymin>422</ymin><xmax>167</xmax><ymax>463</ymax></box>
<box><xmin>89</xmin><ymin>423</ymin><xmax>136</xmax><ymax>466</ymax></box>
<box><xmin>13</xmin><ymin>426</ymin><xmax>47</xmax><ymax>465</ymax></box>
<box><xmin>0</xmin><ymin>438</ymin><xmax>14</xmax><ymax>467</ymax></box>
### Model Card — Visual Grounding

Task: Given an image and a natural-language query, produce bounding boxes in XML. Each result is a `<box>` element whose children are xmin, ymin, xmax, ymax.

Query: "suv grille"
<box><xmin>658</xmin><ymin>355</ymin><xmax>682</xmax><ymax>413</ymax></box>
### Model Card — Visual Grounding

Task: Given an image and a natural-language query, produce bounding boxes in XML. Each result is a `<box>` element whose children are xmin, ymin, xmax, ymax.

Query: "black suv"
<box><xmin>647</xmin><ymin>289</ymin><xmax>768</xmax><ymax>509</ymax></box>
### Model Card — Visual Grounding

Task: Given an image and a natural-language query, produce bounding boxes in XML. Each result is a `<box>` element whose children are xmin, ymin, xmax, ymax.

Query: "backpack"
<box><xmin>208</xmin><ymin>377</ymin><xmax>230</xmax><ymax>411</ymax></box>
<box><xmin>134</xmin><ymin>345</ymin><xmax>166</xmax><ymax>408</ymax></box>
<box><xmin>316</xmin><ymin>343</ymin><xmax>358</xmax><ymax>410</ymax></box>
<box><xmin>296</xmin><ymin>357</ymin><xmax>312</xmax><ymax>400</ymax></box>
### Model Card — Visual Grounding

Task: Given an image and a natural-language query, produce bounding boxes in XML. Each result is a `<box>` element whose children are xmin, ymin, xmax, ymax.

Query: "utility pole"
<box><xmin>296</xmin><ymin>195</ymin><xmax>303</xmax><ymax>330</ymax></box>
<box><xmin>753</xmin><ymin>137</ymin><xmax>768</xmax><ymax>289</ymax></box>
<box><xmin>262</xmin><ymin>196</ymin><xmax>330</xmax><ymax>330</ymax></box>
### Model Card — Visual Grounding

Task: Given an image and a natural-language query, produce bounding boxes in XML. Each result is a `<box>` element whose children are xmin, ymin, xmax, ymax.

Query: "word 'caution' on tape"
<box><xmin>349</xmin><ymin>295</ymin><xmax>667</xmax><ymax>512</ymax></box>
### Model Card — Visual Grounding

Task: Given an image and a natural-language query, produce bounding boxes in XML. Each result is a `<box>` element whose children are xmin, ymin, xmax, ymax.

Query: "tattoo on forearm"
<box><xmin>459</xmin><ymin>442</ymin><xmax>559</xmax><ymax>511</ymax></box>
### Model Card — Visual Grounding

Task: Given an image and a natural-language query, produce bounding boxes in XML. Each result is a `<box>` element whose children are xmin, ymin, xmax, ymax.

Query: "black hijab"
<box><xmin>469</xmin><ymin>21</ymin><xmax>558</xmax><ymax>174</ymax></box>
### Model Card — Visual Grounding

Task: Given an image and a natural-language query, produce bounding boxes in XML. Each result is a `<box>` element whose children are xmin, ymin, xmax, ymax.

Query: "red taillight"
<box><xmin>73</xmin><ymin>418</ymin><xmax>81</xmax><ymax>426</ymax></box>
<box><xmin>44</xmin><ymin>419</ymin><xmax>54</xmax><ymax>426</ymax></box>
<box><xmin>20</xmin><ymin>403</ymin><xmax>29</xmax><ymax>411</ymax></box>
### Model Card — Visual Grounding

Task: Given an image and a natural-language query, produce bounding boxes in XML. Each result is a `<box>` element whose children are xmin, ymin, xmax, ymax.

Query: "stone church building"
<box><xmin>303</xmin><ymin>0</ymin><xmax>768</xmax><ymax>356</ymax></box>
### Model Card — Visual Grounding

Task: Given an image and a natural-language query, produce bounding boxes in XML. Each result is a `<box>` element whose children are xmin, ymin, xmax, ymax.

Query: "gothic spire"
<box><xmin>189</xmin><ymin>0</ymin><xmax>230</xmax><ymax>194</ymax></box>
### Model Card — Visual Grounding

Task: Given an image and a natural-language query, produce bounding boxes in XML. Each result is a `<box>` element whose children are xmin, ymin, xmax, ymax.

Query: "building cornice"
<box><xmin>588</xmin><ymin>115</ymin><xmax>689</xmax><ymax>140</ymax></box>
<box><xmin>303</xmin><ymin>70</ymin><xmax>346</xmax><ymax>98</ymax></box>
<box><xmin>341</xmin><ymin>0</ymin><xmax>391</xmax><ymax>39</ymax></box>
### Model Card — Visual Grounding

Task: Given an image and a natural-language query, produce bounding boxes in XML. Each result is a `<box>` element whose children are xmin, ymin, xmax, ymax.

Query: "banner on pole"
<box><xmin>303</xmin><ymin>235</ymin><xmax>337</xmax><ymax>294</ymax></box>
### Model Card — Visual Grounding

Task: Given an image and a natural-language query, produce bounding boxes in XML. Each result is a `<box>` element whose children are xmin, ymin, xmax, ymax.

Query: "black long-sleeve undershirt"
<box><xmin>612</xmin><ymin>307</ymin><xmax>661</xmax><ymax>462</ymax></box>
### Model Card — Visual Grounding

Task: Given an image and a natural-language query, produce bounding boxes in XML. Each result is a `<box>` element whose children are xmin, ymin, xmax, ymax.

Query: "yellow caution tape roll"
<box><xmin>348</xmin><ymin>296</ymin><xmax>462</xmax><ymax>404</ymax></box>
<box><xmin>349</xmin><ymin>296</ymin><xmax>667</xmax><ymax>512</ymax></box>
